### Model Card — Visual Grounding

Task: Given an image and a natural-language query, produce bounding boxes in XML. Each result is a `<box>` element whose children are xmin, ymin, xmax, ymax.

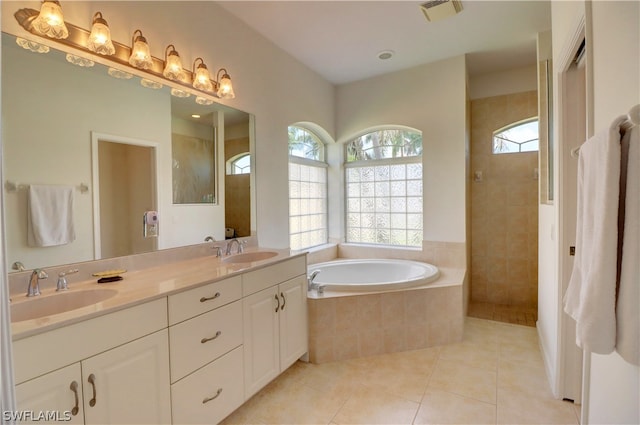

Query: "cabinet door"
<box><xmin>278</xmin><ymin>275</ymin><xmax>309</xmax><ymax>370</ymax></box>
<box><xmin>81</xmin><ymin>329</ymin><xmax>171</xmax><ymax>425</ymax></box>
<box><xmin>242</xmin><ymin>286</ymin><xmax>279</xmax><ymax>399</ymax></box>
<box><xmin>15</xmin><ymin>363</ymin><xmax>84</xmax><ymax>424</ymax></box>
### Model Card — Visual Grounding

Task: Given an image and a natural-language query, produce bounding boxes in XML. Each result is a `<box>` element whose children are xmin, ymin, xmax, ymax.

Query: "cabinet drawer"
<box><xmin>171</xmin><ymin>346</ymin><xmax>244</xmax><ymax>425</ymax></box>
<box><xmin>168</xmin><ymin>275</ymin><xmax>242</xmax><ymax>325</ymax></box>
<box><xmin>242</xmin><ymin>256</ymin><xmax>306</xmax><ymax>296</ymax></box>
<box><xmin>169</xmin><ymin>301</ymin><xmax>242</xmax><ymax>382</ymax></box>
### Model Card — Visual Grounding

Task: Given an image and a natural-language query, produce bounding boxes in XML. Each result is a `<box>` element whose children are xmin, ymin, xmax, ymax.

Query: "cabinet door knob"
<box><xmin>202</xmin><ymin>388</ymin><xmax>223</xmax><ymax>404</ymax></box>
<box><xmin>88</xmin><ymin>374</ymin><xmax>97</xmax><ymax>407</ymax></box>
<box><xmin>280</xmin><ymin>293</ymin><xmax>286</xmax><ymax>311</ymax></box>
<box><xmin>274</xmin><ymin>294</ymin><xmax>280</xmax><ymax>313</ymax></box>
<box><xmin>69</xmin><ymin>381</ymin><xmax>80</xmax><ymax>416</ymax></box>
<box><xmin>200</xmin><ymin>292</ymin><xmax>221</xmax><ymax>303</ymax></box>
<box><xmin>200</xmin><ymin>330</ymin><xmax>222</xmax><ymax>344</ymax></box>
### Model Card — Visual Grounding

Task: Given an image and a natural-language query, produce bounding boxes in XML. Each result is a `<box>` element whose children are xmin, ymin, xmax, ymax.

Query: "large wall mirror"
<box><xmin>1</xmin><ymin>32</ymin><xmax>254</xmax><ymax>271</ymax></box>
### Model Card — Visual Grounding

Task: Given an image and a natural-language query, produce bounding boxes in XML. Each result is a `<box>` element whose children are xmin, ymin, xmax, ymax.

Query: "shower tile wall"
<box><xmin>470</xmin><ymin>91</ymin><xmax>538</xmax><ymax>308</ymax></box>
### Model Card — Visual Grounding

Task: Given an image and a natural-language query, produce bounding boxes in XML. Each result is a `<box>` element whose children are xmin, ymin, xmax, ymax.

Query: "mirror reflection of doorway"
<box><xmin>92</xmin><ymin>133</ymin><xmax>158</xmax><ymax>259</ymax></box>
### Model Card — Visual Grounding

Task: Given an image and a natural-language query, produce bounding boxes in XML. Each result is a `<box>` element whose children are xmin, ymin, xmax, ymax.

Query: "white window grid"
<box><xmin>345</xmin><ymin>156</ymin><xmax>422</xmax><ymax>247</ymax></box>
<box><xmin>289</xmin><ymin>157</ymin><xmax>328</xmax><ymax>251</ymax></box>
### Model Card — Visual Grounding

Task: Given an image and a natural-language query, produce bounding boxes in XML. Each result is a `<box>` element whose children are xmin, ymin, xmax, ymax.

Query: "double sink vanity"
<box><xmin>9</xmin><ymin>248</ymin><xmax>308</xmax><ymax>424</ymax></box>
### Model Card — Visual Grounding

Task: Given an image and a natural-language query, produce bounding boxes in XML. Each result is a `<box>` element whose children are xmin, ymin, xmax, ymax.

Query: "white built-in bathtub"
<box><xmin>307</xmin><ymin>258</ymin><xmax>439</xmax><ymax>292</ymax></box>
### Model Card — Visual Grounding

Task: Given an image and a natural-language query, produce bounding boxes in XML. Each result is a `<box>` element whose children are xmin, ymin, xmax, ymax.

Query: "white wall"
<box><xmin>587</xmin><ymin>1</ymin><xmax>639</xmax><ymax>423</ymax></box>
<box><xmin>335</xmin><ymin>55</ymin><xmax>468</xmax><ymax>243</ymax></box>
<box><xmin>546</xmin><ymin>1</ymin><xmax>640</xmax><ymax>422</ymax></box>
<box><xmin>2</xmin><ymin>37</ymin><xmax>171</xmax><ymax>268</ymax></box>
<box><xmin>1</xmin><ymin>1</ymin><xmax>336</xmax><ymax>250</ymax></box>
<box><xmin>469</xmin><ymin>64</ymin><xmax>537</xmax><ymax>100</ymax></box>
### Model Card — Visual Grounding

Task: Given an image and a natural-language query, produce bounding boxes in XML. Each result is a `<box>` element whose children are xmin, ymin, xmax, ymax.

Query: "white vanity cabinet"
<box><xmin>15</xmin><ymin>364</ymin><xmax>83</xmax><ymax>424</ymax></box>
<box><xmin>168</xmin><ymin>276</ymin><xmax>245</xmax><ymax>425</ymax></box>
<box><xmin>13</xmin><ymin>299</ymin><xmax>170</xmax><ymax>424</ymax></box>
<box><xmin>242</xmin><ymin>257</ymin><xmax>308</xmax><ymax>398</ymax></box>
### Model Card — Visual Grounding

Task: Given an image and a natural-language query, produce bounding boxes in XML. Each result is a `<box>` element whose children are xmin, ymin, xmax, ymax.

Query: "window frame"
<box><xmin>288</xmin><ymin>126</ymin><xmax>329</xmax><ymax>251</ymax></box>
<box><xmin>343</xmin><ymin>128</ymin><xmax>423</xmax><ymax>248</ymax></box>
<box><xmin>492</xmin><ymin>117</ymin><xmax>540</xmax><ymax>154</ymax></box>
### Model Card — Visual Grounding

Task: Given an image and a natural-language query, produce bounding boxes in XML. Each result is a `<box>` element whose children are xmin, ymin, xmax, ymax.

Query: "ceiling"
<box><xmin>218</xmin><ymin>0</ymin><xmax>551</xmax><ymax>85</ymax></box>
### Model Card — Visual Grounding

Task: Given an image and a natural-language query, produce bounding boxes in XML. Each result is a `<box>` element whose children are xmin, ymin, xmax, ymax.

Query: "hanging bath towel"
<box><xmin>616</xmin><ymin>125</ymin><xmax>639</xmax><ymax>366</ymax></box>
<box><xmin>27</xmin><ymin>184</ymin><xmax>76</xmax><ymax>247</ymax></box>
<box><xmin>563</xmin><ymin>116</ymin><xmax>626</xmax><ymax>354</ymax></box>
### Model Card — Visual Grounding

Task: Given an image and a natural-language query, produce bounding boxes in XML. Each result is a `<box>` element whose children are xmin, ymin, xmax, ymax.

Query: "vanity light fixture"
<box><xmin>192</xmin><ymin>58</ymin><xmax>214</xmax><ymax>92</ymax></box>
<box><xmin>14</xmin><ymin>3</ymin><xmax>238</xmax><ymax>101</ymax></box>
<box><xmin>16</xmin><ymin>37</ymin><xmax>50</xmax><ymax>54</ymax></box>
<box><xmin>129</xmin><ymin>29</ymin><xmax>153</xmax><ymax>70</ymax></box>
<box><xmin>195</xmin><ymin>96</ymin><xmax>214</xmax><ymax>106</ymax></box>
<box><xmin>171</xmin><ymin>88</ymin><xmax>191</xmax><ymax>98</ymax></box>
<box><xmin>215</xmin><ymin>68</ymin><xmax>235</xmax><ymax>99</ymax></box>
<box><xmin>87</xmin><ymin>12</ymin><xmax>115</xmax><ymax>56</ymax></box>
<box><xmin>108</xmin><ymin>67</ymin><xmax>133</xmax><ymax>80</ymax></box>
<box><xmin>31</xmin><ymin>0</ymin><xmax>69</xmax><ymax>39</ymax></box>
<box><xmin>163</xmin><ymin>45</ymin><xmax>187</xmax><ymax>82</ymax></box>
<box><xmin>66</xmin><ymin>53</ymin><xmax>94</xmax><ymax>67</ymax></box>
<box><xmin>141</xmin><ymin>78</ymin><xmax>163</xmax><ymax>89</ymax></box>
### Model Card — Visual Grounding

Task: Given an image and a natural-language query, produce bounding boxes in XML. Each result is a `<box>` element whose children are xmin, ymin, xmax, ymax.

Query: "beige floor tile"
<box><xmin>498</xmin><ymin>358</ymin><xmax>553</xmax><ymax>399</ymax></box>
<box><xmin>439</xmin><ymin>341</ymin><xmax>498</xmax><ymax>371</ymax></box>
<box><xmin>332</xmin><ymin>385</ymin><xmax>420</xmax><ymax>424</ymax></box>
<box><xmin>415</xmin><ymin>388</ymin><xmax>497</xmax><ymax>424</ymax></box>
<box><xmin>428</xmin><ymin>358</ymin><xmax>497</xmax><ymax>404</ymax></box>
<box><xmin>496</xmin><ymin>388</ymin><xmax>578</xmax><ymax>424</ymax></box>
<box><xmin>222</xmin><ymin>318</ymin><xmax>572</xmax><ymax>425</ymax></box>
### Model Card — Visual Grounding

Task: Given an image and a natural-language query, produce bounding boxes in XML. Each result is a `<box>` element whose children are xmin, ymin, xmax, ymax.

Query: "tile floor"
<box><xmin>222</xmin><ymin>318</ymin><xmax>579</xmax><ymax>424</ymax></box>
<box><xmin>467</xmin><ymin>302</ymin><xmax>538</xmax><ymax>327</ymax></box>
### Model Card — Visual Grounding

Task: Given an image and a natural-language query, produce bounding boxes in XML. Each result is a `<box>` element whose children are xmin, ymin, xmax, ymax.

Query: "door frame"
<box><xmin>91</xmin><ymin>132</ymin><xmax>160</xmax><ymax>260</ymax></box>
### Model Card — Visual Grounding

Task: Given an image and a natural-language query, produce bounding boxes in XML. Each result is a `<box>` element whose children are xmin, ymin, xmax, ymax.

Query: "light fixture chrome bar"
<box><xmin>13</xmin><ymin>7</ymin><xmax>230</xmax><ymax>99</ymax></box>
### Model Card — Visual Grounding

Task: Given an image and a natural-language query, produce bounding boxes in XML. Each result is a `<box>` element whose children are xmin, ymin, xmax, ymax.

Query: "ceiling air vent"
<box><xmin>420</xmin><ymin>0</ymin><xmax>463</xmax><ymax>22</ymax></box>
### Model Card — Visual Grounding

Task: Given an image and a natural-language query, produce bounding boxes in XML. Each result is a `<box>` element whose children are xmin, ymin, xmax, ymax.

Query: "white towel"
<box><xmin>563</xmin><ymin>116</ymin><xmax>626</xmax><ymax>354</ymax></box>
<box><xmin>616</xmin><ymin>125</ymin><xmax>639</xmax><ymax>365</ymax></box>
<box><xmin>27</xmin><ymin>185</ymin><xmax>76</xmax><ymax>247</ymax></box>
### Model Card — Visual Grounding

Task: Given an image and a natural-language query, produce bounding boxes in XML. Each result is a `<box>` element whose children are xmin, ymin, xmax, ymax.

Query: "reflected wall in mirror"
<box><xmin>171</xmin><ymin>132</ymin><xmax>216</xmax><ymax>204</ymax></box>
<box><xmin>1</xmin><ymin>33</ymin><xmax>254</xmax><ymax>270</ymax></box>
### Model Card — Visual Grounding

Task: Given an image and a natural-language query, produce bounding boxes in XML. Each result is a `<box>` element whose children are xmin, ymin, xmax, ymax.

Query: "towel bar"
<box><xmin>4</xmin><ymin>181</ymin><xmax>89</xmax><ymax>194</ymax></box>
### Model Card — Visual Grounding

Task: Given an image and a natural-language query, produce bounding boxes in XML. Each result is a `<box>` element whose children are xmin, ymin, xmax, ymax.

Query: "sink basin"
<box><xmin>11</xmin><ymin>289</ymin><xmax>118</xmax><ymax>323</ymax></box>
<box><xmin>222</xmin><ymin>251</ymin><xmax>278</xmax><ymax>264</ymax></box>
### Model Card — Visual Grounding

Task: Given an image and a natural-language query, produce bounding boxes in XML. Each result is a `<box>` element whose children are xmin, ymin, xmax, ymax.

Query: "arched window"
<box><xmin>288</xmin><ymin>126</ymin><xmax>328</xmax><ymax>251</ymax></box>
<box><xmin>493</xmin><ymin>118</ymin><xmax>539</xmax><ymax>154</ymax></box>
<box><xmin>345</xmin><ymin>128</ymin><xmax>423</xmax><ymax>247</ymax></box>
<box><xmin>227</xmin><ymin>152</ymin><xmax>251</xmax><ymax>175</ymax></box>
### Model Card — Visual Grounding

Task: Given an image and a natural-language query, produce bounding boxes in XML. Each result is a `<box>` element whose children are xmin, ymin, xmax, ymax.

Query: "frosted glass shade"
<box><xmin>129</xmin><ymin>33</ymin><xmax>153</xmax><ymax>70</ymax></box>
<box><xmin>87</xmin><ymin>15</ymin><xmax>115</xmax><ymax>56</ymax></box>
<box><xmin>163</xmin><ymin>52</ymin><xmax>186</xmax><ymax>81</ymax></box>
<box><xmin>32</xmin><ymin>1</ymin><xmax>68</xmax><ymax>39</ymax></box>
<box><xmin>193</xmin><ymin>63</ymin><xmax>213</xmax><ymax>92</ymax></box>
<box><xmin>216</xmin><ymin>73</ymin><xmax>235</xmax><ymax>99</ymax></box>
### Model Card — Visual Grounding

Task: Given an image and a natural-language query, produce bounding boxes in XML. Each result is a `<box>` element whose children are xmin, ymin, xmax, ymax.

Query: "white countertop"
<box><xmin>10</xmin><ymin>248</ymin><xmax>303</xmax><ymax>340</ymax></box>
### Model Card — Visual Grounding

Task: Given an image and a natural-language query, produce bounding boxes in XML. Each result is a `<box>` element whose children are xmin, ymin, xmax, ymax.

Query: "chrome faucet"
<box><xmin>57</xmin><ymin>269</ymin><xmax>79</xmax><ymax>291</ymax></box>
<box><xmin>308</xmin><ymin>270</ymin><xmax>321</xmax><ymax>292</ymax></box>
<box><xmin>225</xmin><ymin>238</ymin><xmax>244</xmax><ymax>255</ymax></box>
<box><xmin>205</xmin><ymin>236</ymin><xmax>222</xmax><ymax>257</ymax></box>
<box><xmin>27</xmin><ymin>269</ymin><xmax>48</xmax><ymax>297</ymax></box>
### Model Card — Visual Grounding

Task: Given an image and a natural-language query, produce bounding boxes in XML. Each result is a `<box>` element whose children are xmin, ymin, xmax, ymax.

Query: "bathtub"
<box><xmin>307</xmin><ymin>258</ymin><xmax>439</xmax><ymax>292</ymax></box>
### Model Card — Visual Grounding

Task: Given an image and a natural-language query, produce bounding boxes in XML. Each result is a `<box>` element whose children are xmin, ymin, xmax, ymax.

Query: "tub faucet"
<box><xmin>225</xmin><ymin>238</ymin><xmax>244</xmax><ymax>255</ymax></box>
<box><xmin>27</xmin><ymin>269</ymin><xmax>48</xmax><ymax>297</ymax></box>
<box><xmin>308</xmin><ymin>270</ymin><xmax>321</xmax><ymax>291</ymax></box>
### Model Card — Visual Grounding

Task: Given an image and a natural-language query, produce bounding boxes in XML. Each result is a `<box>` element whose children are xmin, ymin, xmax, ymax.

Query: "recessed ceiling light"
<box><xmin>191</xmin><ymin>114</ymin><xmax>201</xmax><ymax>119</ymax></box>
<box><xmin>377</xmin><ymin>50</ymin><xmax>394</xmax><ymax>60</ymax></box>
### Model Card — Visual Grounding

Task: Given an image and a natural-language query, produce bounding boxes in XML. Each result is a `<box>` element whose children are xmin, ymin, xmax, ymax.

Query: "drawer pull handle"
<box><xmin>69</xmin><ymin>381</ymin><xmax>80</xmax><ymax>416</ymax></box>
<box><xmin>201</xmin><ymin>330</ymin><xmax>222</xmax><ymax>344</ymax></box>
<box><xmin>202</xmin><ymin>388</ymin><xmax>223</xmax><ymax>404</ymax></box>
<box><xmin>280</xmin><ymin>292</ymin><xmax>286</xmax><ymax>311</ymax></box>
<box><xmin>275</xmin><ymin>294</ymin><xmax>280</xmax><ymax>313</ymax></box>
<box><xmin>200</xmin><ymin>292</ymin><xmax>221</xmax><ymax>303</ymax></box>
<box><xmin>88</xmin><ymin>374</ymin><xmax>97</xmax><ymax>407</ymax></box>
